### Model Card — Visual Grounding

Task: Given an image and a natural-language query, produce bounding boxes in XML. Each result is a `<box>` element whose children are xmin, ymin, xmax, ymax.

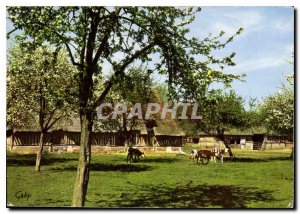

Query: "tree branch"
<box><xmin>92</xmin><ymin>7</ymin><xmax>122</xmax><ymax>65</ymax></box>
<box><xmin>34</xmin><ymin>20</ymin><xmax>85</xmax><ymax>68</ymax></box>
<box><xmin>44</xmin><ymin>107</ymin><xmax>59</xmax><ymax>130</ymax></box>
<box><xmin>85</xmin><ymin>9</ymin><xmax>101</xmax><ymax>67</ymax></box>
<box><xmin>198</xmin><ymin>126</ymin><xmax>216</xmax><ymax>138</ymax></box>
<box><xmin>63</xmin><ymin>41</ymin><xmax>84</xmax><ymax>68</ymax></box>
<box><xmin>46</xmin><ymin>115</ymin><xmax>64</xmax><ymax>131</ymax></box>
<box><xmin>7</xmin><ymin>27</ymin><xmax>18</xmax><ymax>38</ymax></box>
<box><xmin>92</xmin><ymin>42</ymin><xmax>155</xmax><ymax>110</ymax></box>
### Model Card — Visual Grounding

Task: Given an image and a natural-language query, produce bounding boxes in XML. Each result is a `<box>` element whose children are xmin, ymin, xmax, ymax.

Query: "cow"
<box><xmin>127</xmin><ymin>147</ymin><xmax>145</xmax><ymax>163</ymax></box>
<box><xmin>195</xmin><ymin>147</ymin><xmax>226</xmax><ymax>164</ymax></box>
<box><xmin>211</xmin><ymin>146</ymin><xmax>219</xmax><ymax>163</ymax></box>
<box><xmin>189</xmin><ymin>149</ymin><xmax>198</xmax><ymax>162</ymax></box>
<box><xmin>195</xmin><ymin>150</ymin><xmax>215</xmax><ymax>164</ymax></box>
<box><xmin>217</xmin><ymin>149</ymin><xmax>226</xmax><ymax>163</ymax></box>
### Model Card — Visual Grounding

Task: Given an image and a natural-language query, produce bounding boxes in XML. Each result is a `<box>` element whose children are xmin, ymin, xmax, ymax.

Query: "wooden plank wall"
<box><xmin>92</xmin><ymin>132</ymin><xmax>117</xmax><ymax>146</ymax></box>
<box><xmin>13</xmin><ymin>131</ymin><xmax>292</xmax><ymax>147</ymax></box>
<box><xmin>13</xmin><ymin>132</ymin><xmax>52</xmax><ymax>146</ymax></box>
<box><xmin>156</xmin><ymin>136</ymin><xmax>183</xmax><ymax>147</ymax></box>
<box><xmin>12</xmin><ymin>131</ymin><xmax>138</xmax><ymax>146</ymax></box>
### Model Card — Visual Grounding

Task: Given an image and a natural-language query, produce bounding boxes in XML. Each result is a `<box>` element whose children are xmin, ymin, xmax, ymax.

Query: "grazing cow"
<box><xmin>189</xmin><ymin>149</ymin><xmax>198</xmax><ymax>162</ymax></box>
<box><xmin>195</xmin><ymin>147</ymin><xmax>226</xmax><ymax>164</ymax></box>
<box><xmin>218</xmin><ymin>149</ymin><xmax>226</xmax><ymax>163</ymax></box>
<box><xmin>127</xmin><ymin>147</ymin><xmax>145</xmax><ymax>163</ymax></box>
<box><xmin>211</xmin><ymin>146</ymin><xmax>219</xmax><ymax>163</ymax></box>
<box><xmin>225</xmin><ymin>147</ymin><xmax>229</xmax><ymax>153</ymax></box>
<box><xmin>195</xmin><ymin>150</ymin><xmax>215</xmax><ymax>164</ymax></box>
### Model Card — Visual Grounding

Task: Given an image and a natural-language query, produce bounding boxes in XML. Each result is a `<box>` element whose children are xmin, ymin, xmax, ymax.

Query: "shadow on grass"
<box><xmin>230</xmin><ymin>156</ymin><xmax>292</xmax><ymax>163</ymax></box>
<box><xmin>6</xmin><ymin>154</ymin><xmax>78</xmax><ymax>166</ymax></box>
<box><xmin>96</xmin><ymin>182</ymin><xmax>276</xmax><ymax>208</ymax></box>
<box><xmin>49</xmin><ymin>163</ymin><xmax>153</xmax><ymax>173</ymax></box>
<box><xmin>91</xmin><ymin>163</ymin><xmax>153</xmax><ymax>172</ymax></box>
<box><xmin>39</xmin><ymin>198</ymin><xmax>71</xmax><ymax>206</ymax></box>
<box><xmin>269</xmin><ymin>156</ymin><xmax>292</xmax><ymax>161</ymax></box>
<box><xmin>141</xmin><ymin>157</ymin><xmax>180</xmax><ymax>164</ymax></box>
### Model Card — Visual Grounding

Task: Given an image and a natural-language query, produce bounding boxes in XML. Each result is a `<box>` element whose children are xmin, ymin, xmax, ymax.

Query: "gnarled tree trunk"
<box><xmin>35</xmin><ymin>130</ymin><xmax>46</xmax><ymax>172</ymax></box>
<box><xmin>72</xmin><ymin>113</ymin><xmax>93</xmax><ymax>207</ymax></box>
<box><xmin>216</xmin><ymin>129</ymin><xmax>234</xmax><ymax>158</ymax></box>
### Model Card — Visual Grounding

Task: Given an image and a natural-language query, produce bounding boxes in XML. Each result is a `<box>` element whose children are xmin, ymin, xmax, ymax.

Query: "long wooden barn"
<box><xmin>7</xmin><ymin>118</ymin><xmax>186</xmax><ymax>148</ymax></box>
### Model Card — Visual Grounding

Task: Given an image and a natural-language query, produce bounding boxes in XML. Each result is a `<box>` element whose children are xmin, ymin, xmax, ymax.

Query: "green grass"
<box><xmin>7</xmin><ymin>148</ymin><xmax>294</xmax><ymax>208</ymax></box>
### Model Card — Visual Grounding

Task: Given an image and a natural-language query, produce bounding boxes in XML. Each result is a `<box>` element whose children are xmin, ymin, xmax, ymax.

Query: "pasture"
<box><xmin>7</xmin><ymin>148</ymin><xmax>294</xmax><ymax>208</ymax></box>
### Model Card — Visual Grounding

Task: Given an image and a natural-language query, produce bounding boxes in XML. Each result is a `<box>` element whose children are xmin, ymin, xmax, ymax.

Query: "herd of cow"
<box><xmin>188</xmin><ymin>148</ymin><xmax>229</xmax><ymax>164</ymax></box>
<box><xmin>126</xmin><ymin>146</ymin><xmax>231</xmax><ymax>164</ymax></box>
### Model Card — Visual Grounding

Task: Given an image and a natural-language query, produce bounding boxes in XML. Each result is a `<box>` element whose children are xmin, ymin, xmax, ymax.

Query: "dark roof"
<box><xmin>59</xmin><ymin>117</ymin><xmax>81</xmax><ymax>132</ymax></box>
<box><xmin>224</xmin><ymin>127</ymin><xmax>266</xmax><ymax>135</ymax></box>
<box><xmin>153</xmin><ymin>120</ymin><xmax>185</xmax><ymax>136</ymax></box>
<box><xmin>13</xmin><ymin>117</ymin><xmax>81</xmax><ymax>132</ymax></box>
<box><xmin>13</xmin><ymin>116</ymin><xmax>186</xmax><ymax>136</ymax></box>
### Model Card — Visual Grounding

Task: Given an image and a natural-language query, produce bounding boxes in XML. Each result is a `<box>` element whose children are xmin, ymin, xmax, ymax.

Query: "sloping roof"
<box><xmin>59</xmin><ymin>117</ymin><xmax>81</xmax><ymax>132</ymax></box>
<box><xmin>63</xmin><ymin>119</ymin><xmax>186</xmax><ymax>136</ymax></box>
<box><xmin>153</xmin><ymin>120</ymin><xmax>185</xmax><ymax>136</ymax></box>
<box><xmin>136</xmin><ymin>122</ymin><xmax>148</xmax><ymax>135</ymax></box>
<box><xmin>12</xmin><ymin>117</ymin><xmax>79</xmax><ymax>132</ymax></box>
<box><xmin>185</xmin><ymin>129</ymin><xmax>266</xmax><ymax>138</ymax></box>
<box><xmin>224</xmin><ymin>127</ymin><xmax>266</xmax><ymax>135</ymax></box>
<box><xmin>13</xmin><ymin>126</ymin><xmax>40</xmax><ymax>132</ymax></box>
<box><xmin>13</xmin><ymin>116</ymin><xmax>186</xmax><ymax>137</ymax></box>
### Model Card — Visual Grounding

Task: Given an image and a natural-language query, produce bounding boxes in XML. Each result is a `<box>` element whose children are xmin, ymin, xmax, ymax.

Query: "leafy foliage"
<box><xmin>199</xmin><ymin>90</ymin><xmax>247</xmax><ymax>135</ymax></box>
<box><xmin>7</xmin><ymin>7</ymin><xmax>243</xmax><ymax>110</ymax></box>
<box><xmin>177</xmin><ymin>89</ymin><xmax>249</xmax><ymax>138</ymax></box>
<box><xmin>259</xmin><ymin>74</ymin><xmax>294</xmax><ymax>136</ymax></box>
<box><xmin>7</xmin><ymin>41</ymin><xmax>78</xmax><ymax>131</ymax></box>
<box><xmin>94</xmin><ymin>66</ymin><xmax>156</xmax><ymax>133</ymax></box>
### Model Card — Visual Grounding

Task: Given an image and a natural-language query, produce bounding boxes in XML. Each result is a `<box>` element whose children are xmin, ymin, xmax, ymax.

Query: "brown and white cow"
<box><xmin>195</xmin><ymin>147</ymin><xmax>227</xmax><ymax>164</ymax></box>
<box><xmin>217</xmin><ymin>148</ymin><xmax>227</xmax><ymax>163</ymax></box>
<box><xmin>189</xmin><ymin>149</ymin><xmax>198</xmax><ymax>162</ymax></box>
<box><xmin>195</xmin><ymin>150</ymin><xmax>215</xmax><ymax>164</ymax></box>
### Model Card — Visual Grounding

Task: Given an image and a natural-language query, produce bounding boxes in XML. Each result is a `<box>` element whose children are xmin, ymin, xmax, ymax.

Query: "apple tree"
<box><xmin>7</xmin><ymin>41</ymin><xmax>78</xmax><ymax>172</ymax></box>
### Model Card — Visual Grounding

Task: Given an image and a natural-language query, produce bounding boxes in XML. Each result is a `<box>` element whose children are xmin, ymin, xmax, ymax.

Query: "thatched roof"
<box><xmin>12</xmin><ymin>117</ymin><xmax>81</xmax><ymax>132</ymax></box>
<box><xmin>137</xmin><ymin>123</ymin><xmax>148</xmax><ymax>135</ymax></box>
<box><xmin>12</xmin><ymin>126</ymin><xmax>41</xmax><ymax>132</ymax></box>
<box><xmin>59</xmin><ymin>117</ymin><xmax>81</xmax><ymax>132</ymax></box>
<box><xmin>153</xmin><ymin>120</ymin><xmax>185</xmax><ymax>136</ymax></box>
<box><xmin>225</xmin><ymin>127</ymin><xmax>266</xmax><ymax>135</ymax></box>
<box><xmin>12</xmin><ymin>116</ymin><xmax>186</xmax><ymax>137</ymax></box>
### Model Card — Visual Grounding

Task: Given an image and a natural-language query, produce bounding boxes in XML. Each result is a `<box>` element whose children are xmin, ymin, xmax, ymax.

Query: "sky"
<box><xmin>6</xmin><ymin>6</ymin><xmax>294</xmax><ymax>104</ymax></box>
<box><xmin>189</xmin><ymin>6</ymin><xmax>294</xmax><ymax>102</ymax></box>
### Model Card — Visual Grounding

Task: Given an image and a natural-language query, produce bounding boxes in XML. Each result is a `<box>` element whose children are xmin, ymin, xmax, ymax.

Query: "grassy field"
<box><xmin>7</xmin><ymin>147</ymin><xmax>294</xmax><ymax>208</ymax></box>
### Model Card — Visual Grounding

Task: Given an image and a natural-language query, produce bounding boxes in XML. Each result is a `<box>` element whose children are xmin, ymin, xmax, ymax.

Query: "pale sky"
<box><xmin>190</xmin><ymin>6</ymin><xmax>294</xmax><ymax>102</ymax></box>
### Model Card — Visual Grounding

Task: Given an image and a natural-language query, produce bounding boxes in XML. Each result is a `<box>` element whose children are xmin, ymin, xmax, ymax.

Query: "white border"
<box><xmin>3</xmin><ymin>0</ymin><xmax>298</xmax><ymax>6</ymax></box>
<box><xmin>1</xmin><ymin>1</ymin><xmax>298</xmax><ymax>213</ymax></box>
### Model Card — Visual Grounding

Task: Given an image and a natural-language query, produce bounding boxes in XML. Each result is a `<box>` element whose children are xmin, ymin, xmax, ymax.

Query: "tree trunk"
<box><xmin>72</xmin><ymin>113</ymin><xmax>93</xmax><ymax>207</ymax></box>
<box><xmin>148</xmin><ymin>128</ymin><xmax>159</xmax><ymax>147</ymax></box>
<box><xmin>216</xmin><ymin>131</ymin><xmax>234</xmax><ymax>158</ymax></box>
<box><xmin>199</xmin><ymin>128</ymin><xmax>233</xmax><ymax>157</ymax></box>
<box><xmin>10</xmin><ymin>129</ymin><xmax>14</xmax><ymax>150</ymax></box>
<box><xmin>124</xmin><ymin>131</ymin><xmax>133</xmax><ymax>148</ymax></box>
<box><xmin>35</xmin><ymin>131</ymin><xmax>45</xmax><ymax>172</ymax></box>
